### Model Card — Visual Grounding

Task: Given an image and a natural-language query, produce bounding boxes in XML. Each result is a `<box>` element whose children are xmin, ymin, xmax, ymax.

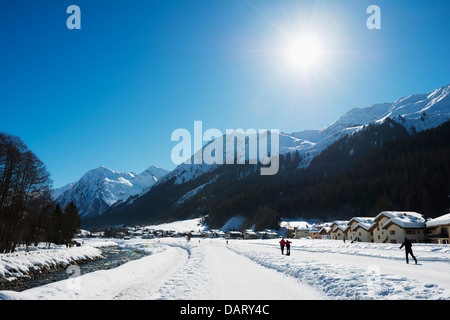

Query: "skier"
<box><xmin>285</xmin><ymin>240</ymin><xmax>292</xmax><ymax>256</ymax></box>
<box><xmin>400</xmin><ymin>237</ymin><xmax>418</xmax><ymax>264</ymax></box>
<box><xmin>279</xmin><ymin>238</ymin><xmax>286</xmax><ymax>255</ymax></box>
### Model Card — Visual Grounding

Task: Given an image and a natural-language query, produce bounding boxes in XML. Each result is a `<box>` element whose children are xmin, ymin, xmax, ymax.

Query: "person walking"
<box><xmin>279</xmin><ymin>238</ymin><xmax>286</xmax><ymax>255</ymax></box>
<box><xmin>400</xmin><ymin>237</ymin><xmax>418</xmax><ymax>264</ymax></box>
<box><xmin>285</xmin><ymin>240</ymin><xmax>292</xmax><ymax>256</ymax></box>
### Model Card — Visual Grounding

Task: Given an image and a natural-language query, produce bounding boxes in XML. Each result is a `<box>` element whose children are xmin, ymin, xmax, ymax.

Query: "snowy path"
<box><xmin>203</xmin><ymin>243</ymin><xmax>322</xmax><ymax>299</ymax></box>
<box><xmin>150</xmin><ymin>241</ymin><xmax>322</xmax><ymax>300</ymax></box>
<box><xmin>111</xmin><ymin>246</ymin><xmax>189</xmax><ymax>300</ymax></box>
<box><xmin>1</xmin><ymin>238</ymin><xmax>449</xmax><ymax>300</ymax></box>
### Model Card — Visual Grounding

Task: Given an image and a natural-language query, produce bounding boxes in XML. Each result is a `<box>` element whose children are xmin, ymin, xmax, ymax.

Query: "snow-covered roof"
<box><xmin>376</xmin><ymin>211</ymin><xmax>425</xmax><ymax>229</ymax></box>
<box><xmin>209</xmin><ymin>229</ymin><xmax>225</xmax><ymax>235</ymax></box>
<box><xmin>331</xmin><ymin>221</ymin><xmax>349</xmax><ymax>232</ymax></box>
<box><xmin>317</xmin><ymin>222</ymin><xmax>333</xmax><ymax>228</ymax></box>
<box><xmin>349</xmin><ymin>217</ymin><xmax>376</xmax><ymax>231</ymax></box>
<box><xmin>279</xmin><ymin>220</ymin><xmax>311</xmax><ymax>230</ymax></box>
<box><xmin>257</xmin><ymin>230</ymin><xmax>278</xmax><ymax>235</ymax></box>
<box><xmin>319</xmin><ymin>227</ymin><xmax>331</xmax><ymax>234</ymax></box>
<box><xmin>426</xmin><ymin>213</ymin><xmax>450</xmax><ymax>228</ymax></box>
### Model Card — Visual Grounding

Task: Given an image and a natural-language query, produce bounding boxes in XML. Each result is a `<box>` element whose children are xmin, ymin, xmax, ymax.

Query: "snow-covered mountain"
<box><xmin>158</xmin><ymin>84</ymin><xmax>450</xmax><ymax>187</ymax></box>
<box><xmin>83</xmin><ymin>83</ymin><xmax>450</xmax><ymax>229</ymax></box>
<box><xmin>52</xmin><ymin>166</ymin><xmax>169</xmax><ymax>218</ymax></box>
<box><xmin>290</xmin><ymin>84</ymin><xmax>450</xmax><ymax>157</ymax></box>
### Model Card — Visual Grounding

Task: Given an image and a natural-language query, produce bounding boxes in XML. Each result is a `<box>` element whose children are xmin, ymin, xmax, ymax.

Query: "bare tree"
<box><xmin>0</xmin><ymin>132</ymin><xmax>52</xmax><ymax>253</ymax></box>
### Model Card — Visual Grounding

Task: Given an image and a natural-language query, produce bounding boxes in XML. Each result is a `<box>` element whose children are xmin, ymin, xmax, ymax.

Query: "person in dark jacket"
<box><xmin>285</xmin><ymin>240</ymin><xmax>292</xmax><ymax>256</ymax></box>
<box><xmin>400</xmin><ymin>237</ymin><xmax>418</xmax><ymax>264</ymax></box>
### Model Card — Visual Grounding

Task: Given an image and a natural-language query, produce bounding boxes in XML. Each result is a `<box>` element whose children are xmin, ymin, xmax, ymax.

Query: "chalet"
<box><xmin>309</xmin><ymin>227</ymin><xmax>321</xmax><ymax>239</ymax></box>
<box><xmin>318</xmin><ymin>227</ymin><xmax>331</xmax><ymax>239</ymax></box>
<box><xmin>347</xmin><ymin>217</ymin><xmax>375</xmax><ymax>242</ymax></box>
<box><xmin>243</xmin><ymin>230</ymin><xmax>258</xmax><ymax>240</ymax></box>
<box><xmin>225</xmin><ymin>231</ymin><xmax>242</xmax><ymax>239</ymax></box>
<box><xmin>207</xmin><ymin>229</ymin><xmax>225</xmax><ymax>238</ymax></box>
<box><xmin>426</xmin><ymin>213</ymin><xmax>450</xmax><ymax>244</ymax></box>
<box><xmin>370</xmin><ymin>211</ymin><xmax>426</xmax><ymax>243</ymax></box>
<box><xmin>330</xmin><ymin>221</ymin><xmax>349</xmax><ymax>240</ymax></box>
<box><xmin>294</xmin><ymin>227</ymin><xmax>310</xmax><ymax>239</ymax></box>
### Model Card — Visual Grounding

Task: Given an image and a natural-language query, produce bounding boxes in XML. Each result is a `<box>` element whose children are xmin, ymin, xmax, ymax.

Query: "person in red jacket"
<box><xmin>279</xmin><ymin>238</ymin><xmax>286</xmax><ymax>255</ymax></box>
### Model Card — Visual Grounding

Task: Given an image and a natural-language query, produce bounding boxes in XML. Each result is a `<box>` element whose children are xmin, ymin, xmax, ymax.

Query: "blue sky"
<box><xmin>1</xmin><ymin>0</ymin><xmax>449</xmax><ymax>188</ymax></box>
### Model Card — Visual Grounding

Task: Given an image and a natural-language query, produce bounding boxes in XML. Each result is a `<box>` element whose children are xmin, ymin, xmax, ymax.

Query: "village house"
<box><xmin>207</xmin><ymin>229</ymin><xmax>225</xmax><ymax>238</ymax></box>
<box><xmin>243</xmin><ymin>230</ymin><xmax>258</xmax><ymax>240</ymax></box>
<box><xmin>294</xmin><ymin>226</ymin><xmax>310</xmax><ymax>239</ymax></box>
<box><xmin>347</xmin><ymin>217</ymin><xmax>375</xmax><ymax>242</ymax></box>
<box><xmin>330</xmin><ymin>221</ymin><xmax>349</xmax><ymax>240</ymax></box>
<box><xmin>257</xmin><ymin>229</ymin><xmax>278</xmax><ymax>239</ymax></box>
<box><xmin>225</xmin><ymin>231</ymin><xmax>242</xmax><ymax>239</ymax></box>
<box><xmin>309</xmin><ymin>227</ymin><xmax>321</xmax><ymax>239</ymax></box>
<box><xmin>318</xmin><ymin>227</ymin><xmax>331</xmax><ymax>239</ymax></box>
<box><xmin>426</xmin><ymin>213</ymin><xmax>450</xmax><ymax>244</ymax></box>
<box><xmin>370</xmin><ymin>211</ymin><xmax>426</xmax><ymax>243</ymax></box>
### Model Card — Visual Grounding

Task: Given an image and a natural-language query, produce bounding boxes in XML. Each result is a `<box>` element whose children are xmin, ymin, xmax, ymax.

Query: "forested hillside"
<box><xmin>207</xmin><ymin>120</ymin><xmax>450</xmax><ymax>228</ymax></box>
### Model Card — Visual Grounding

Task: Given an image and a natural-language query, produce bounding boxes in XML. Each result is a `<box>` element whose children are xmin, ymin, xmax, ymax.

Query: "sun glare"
<box><xmin>282</xmin><ymin>35</ymin><xmax>325</xmax><ymax>71</ymax></box>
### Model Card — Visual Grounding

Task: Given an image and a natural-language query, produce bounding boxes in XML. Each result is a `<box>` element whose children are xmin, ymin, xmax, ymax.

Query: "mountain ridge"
<box><xmin>139</xmin><ymin>83</ymin><xmax>450</xmax><ymax>194</ymax></box>
<box><xmin>52</xmin><ymin>165</ymin><xmax>169</xmax><ymax>218</ymax></box>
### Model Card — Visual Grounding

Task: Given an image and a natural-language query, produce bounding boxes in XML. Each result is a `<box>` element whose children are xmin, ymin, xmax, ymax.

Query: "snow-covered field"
<box><xmin>1</xmin><ymin>235</ymin><xmax>449</xmax><ymax>300</ymax></box>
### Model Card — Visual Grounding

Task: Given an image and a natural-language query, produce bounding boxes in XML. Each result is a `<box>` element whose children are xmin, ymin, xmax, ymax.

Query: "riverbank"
<box><xmin>0</xmin><ymin>239</ymin><xmax>117</xmax><ymax>290</ymax></box>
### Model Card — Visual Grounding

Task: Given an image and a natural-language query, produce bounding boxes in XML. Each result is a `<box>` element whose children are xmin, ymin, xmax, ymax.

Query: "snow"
<box><xmin>52</xmin><ymin>165</ymin><xmax>169</xmax><ymax>218</ymax></box>
<box><xmin>377</xmin><ymin>211</ymin><xmax>426</xmax><ymax>228</ymax></box>
<box><xmin>349</xmin><ymin>217</ymin><xmax>375</xmax><ymax>231</ymax></box>
<box><xmin>427</xmin><ymin>213</ymin><xmax>450</xmax><ymax>228</ymax></box>
<box><xmin>220</xmin><ymin>216</ymin><xmax>247</xmax><ymax>232</ymax></box>
<box><xmin>0</xmin><ymin>241</ymin><xmax>114</xmax><ymax>282</ymax></box>
<box><xmin>175</xmin><ymin>177</ymin><xmax>218</xmax><ymax>206</ymax></box>
<box><xmin>1</xmin><ymin>236</ymin><xmax>449</xmax><ymax>300</ymax></box>
<box><xmin>331</xmin><ymin>220</ymin><xmax>349</xmax><ymax>232</ymax></box>
<box><xmin>144</xmin><ymin>218</ymin><xmax>206</xmax><ymax>233</ymax></box>
<box><xmin>280</xmin><ymin>219</ymin><xmax>313</xmax><ymax>230</ymax></box>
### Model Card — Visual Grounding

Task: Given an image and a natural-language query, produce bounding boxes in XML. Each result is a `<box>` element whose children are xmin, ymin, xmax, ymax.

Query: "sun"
<box><xmin>281</xmin><ymin>35</ymin><xmax>325</xmax><ymax>71</ymax></box>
